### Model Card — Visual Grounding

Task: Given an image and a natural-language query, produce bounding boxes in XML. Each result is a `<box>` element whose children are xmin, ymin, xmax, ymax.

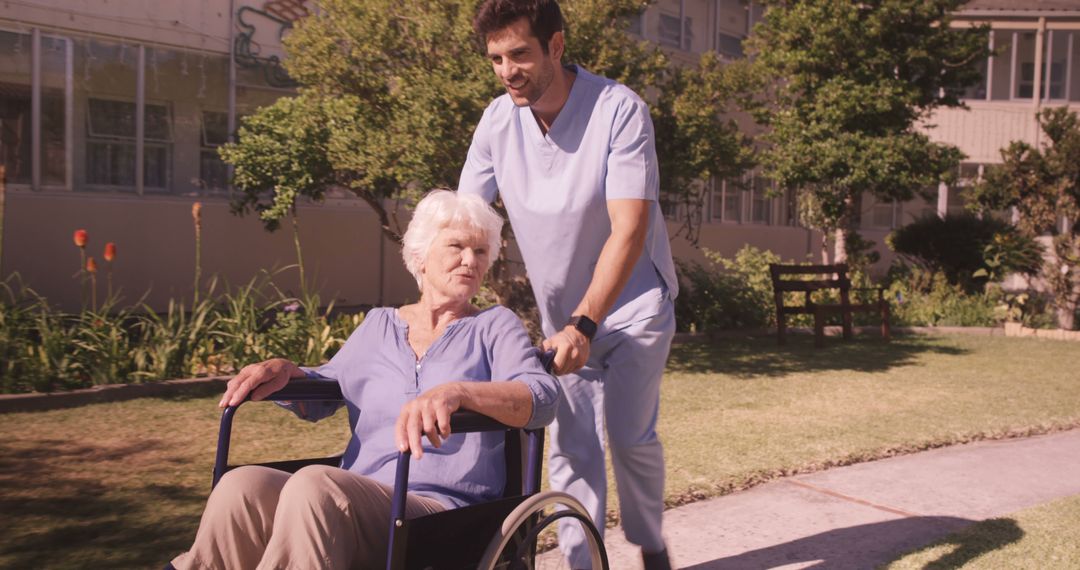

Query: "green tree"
<box><xmin>221</xmin><ymin>0</ymin><xmax>752</xmax><ymax>305</ymax></box>
<box><xmin>746</xmin><ymin>0</ymin><xmax>988</xmax><ymax>264</ymax></box>
<box><xmin>968</xmin><ymin>108</ymin><xmax>1080</xmax><ymax>330</ymax></box>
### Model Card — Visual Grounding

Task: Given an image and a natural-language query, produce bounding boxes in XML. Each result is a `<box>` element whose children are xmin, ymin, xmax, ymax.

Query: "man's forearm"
<box><xmin>572</xmin><ymin>199</ymin><xmax>650</xmax><ymax>324</ymax></box>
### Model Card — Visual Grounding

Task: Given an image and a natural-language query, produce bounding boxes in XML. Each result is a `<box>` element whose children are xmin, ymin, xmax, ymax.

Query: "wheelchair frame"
<box><xmin>212</xmin><ymin>378</ymin><xmax>608</xmax><ymax>570</ymax></box>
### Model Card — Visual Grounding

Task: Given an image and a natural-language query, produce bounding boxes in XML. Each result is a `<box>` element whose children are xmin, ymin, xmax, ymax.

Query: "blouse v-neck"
<box><xmin>393</xmin><ymin>307</ymin><xmax>481</xmax><ymax>362</ymax></box>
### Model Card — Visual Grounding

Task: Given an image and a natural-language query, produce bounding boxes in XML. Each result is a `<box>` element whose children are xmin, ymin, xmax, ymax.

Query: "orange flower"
<box><xmin>86</xmin><ymin>257</ymin><xmax>98</xmax><ymax>274</ymax></box>
<box><xmin>73</xmin><ymin>229</ymin><xmax>88</xmax><ymax>248</ymax></box>
<box><xmin>104</xmin><ymin>242</ymin><xmax>116</xmax><ymax>262</ymax></box>
<box><xmin>192</xmin><ymin>202</ymin><xmax>203</xmax><ymax>229</ymax></box>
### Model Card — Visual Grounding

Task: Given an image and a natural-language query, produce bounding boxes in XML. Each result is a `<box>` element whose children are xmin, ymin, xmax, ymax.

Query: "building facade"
<box><xmin>2</xmin><ymin>1</ymin><xmax>1077</xmax><ymax>311</ymax></box>
<box><xmin>1</xmin><ymin>0</ymin><xmax>414</xmax><ymax>311</ymax></box>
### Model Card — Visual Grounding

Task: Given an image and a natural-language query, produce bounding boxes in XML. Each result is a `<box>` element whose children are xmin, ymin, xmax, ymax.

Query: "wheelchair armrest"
<box><xmin>447</xmin><ymin>410</ymin><xmax>518</xmax><ymax>434</ymax></box>
<box><xmin>254</xmin><ymin>378</ymin><xmax>344</xmax><ymax>402</ymax></box>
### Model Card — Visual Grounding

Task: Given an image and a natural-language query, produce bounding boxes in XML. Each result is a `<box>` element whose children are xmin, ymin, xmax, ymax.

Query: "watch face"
<box><xmin>570</xmin><ymin>315</ymin><xmax>597</xmax><ymax>339</ymax></box>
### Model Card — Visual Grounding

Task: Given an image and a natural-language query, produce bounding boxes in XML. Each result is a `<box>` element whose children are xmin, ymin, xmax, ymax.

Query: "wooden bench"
<box><xmin>768</xmin><ymin>263</ymin><xmax>891</xmax><ymax>348</ymax></box>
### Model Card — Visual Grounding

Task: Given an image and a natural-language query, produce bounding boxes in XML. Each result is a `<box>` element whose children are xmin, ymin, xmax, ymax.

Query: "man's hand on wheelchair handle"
<box><xmin>395</xmin><ymin>383</ymin><xmax>465</xmax><ymax>459</ymax></box>
<box><xmin>219</xmin><ymin>358</ymin><xmax>305</xmax><ymax>408</ymax></box>
<box><xmin>541</xmin><ymin>326</ymin><xmax>590</xmax><ymax>375</ymax></box>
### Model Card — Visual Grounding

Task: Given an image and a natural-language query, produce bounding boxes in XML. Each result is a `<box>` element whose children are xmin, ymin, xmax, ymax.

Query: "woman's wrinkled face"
<box><xmin>420</xmin><ymin>224</ymin><xmax>491</xmax><ymax>303</ymax></box>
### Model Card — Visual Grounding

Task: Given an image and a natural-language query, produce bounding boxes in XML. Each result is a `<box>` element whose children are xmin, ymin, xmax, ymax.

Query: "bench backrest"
<box><xmin>768</xmin><ymin>263</ymin><xmax>852</xmax><ymax>293</ymax></box>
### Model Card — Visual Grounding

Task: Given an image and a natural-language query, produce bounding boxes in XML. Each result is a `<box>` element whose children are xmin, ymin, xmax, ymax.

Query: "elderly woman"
<box><xmin>170</xmin><ymin>190</ymin><xmax>560</xmax><ymax>570</ymax></box>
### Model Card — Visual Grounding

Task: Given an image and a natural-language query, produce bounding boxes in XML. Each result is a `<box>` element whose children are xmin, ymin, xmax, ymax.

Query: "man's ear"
<box><xmin>550</xmin><ymin>31</ymin><xmax>565</xmax><ymax>62</ymax></box>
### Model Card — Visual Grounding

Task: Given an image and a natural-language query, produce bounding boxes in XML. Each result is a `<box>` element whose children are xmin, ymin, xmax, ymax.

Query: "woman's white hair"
<box><xmin>401</xmin><ymin>189</ymin><xmax>504</xmax><ymax>290</ymax></box>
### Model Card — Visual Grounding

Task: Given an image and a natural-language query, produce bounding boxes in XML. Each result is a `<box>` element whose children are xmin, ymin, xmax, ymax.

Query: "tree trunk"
<box><xmin>833</xmin><ymin>227</ymin><xmax>847</xmax><ymax>265</ymax></box>
<box><xmin>832</xmin><ymin>194</ymin><xmax>858</xmax><ymax>265</ymax></box>
<box><xmin>1056</xmin><ymin>304</ymin><xmax>1076</xmax><ymax>331</ymax></box>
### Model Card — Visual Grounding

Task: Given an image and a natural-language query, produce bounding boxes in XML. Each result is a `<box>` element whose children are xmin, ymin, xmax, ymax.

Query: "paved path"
<box><xmin>544</xmin><ymin>430</ymin><xmax>1080</xmax><ymax>569</ymax></box>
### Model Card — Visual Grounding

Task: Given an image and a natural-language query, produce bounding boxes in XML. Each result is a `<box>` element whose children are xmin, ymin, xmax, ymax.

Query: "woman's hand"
<box><xmin>394</xmin><ymin>383</ymin><xmax>465</xmax><ymax>459</ymax></box>
<box><xmin>219</xmin><ymin>358</ymin><xmax>304</xmax><ymax>408</ymax></box>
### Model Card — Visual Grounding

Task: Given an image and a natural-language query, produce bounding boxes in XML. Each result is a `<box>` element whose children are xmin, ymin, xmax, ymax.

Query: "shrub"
<box><xmin>675</xmin><ymin>246</ymin><xmax>781</xmax><ymax>332</ymax></box>
<box><xmin>0</xmin><ymin>272</ymin><xmax>365</xmax><ymax>394</ymax></box>
<box><xmin>887</xmin><ymin>268</ymin><xmax>1000</xmax><ymax>327</ymax></box>
<box><xmin>887</xmin><ymin>213</ymin><xmax>1042</xmax><ymax>293</ymax></box>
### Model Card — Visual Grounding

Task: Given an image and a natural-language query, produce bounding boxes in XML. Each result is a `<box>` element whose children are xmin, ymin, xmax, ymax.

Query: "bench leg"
<box><xmin>814</xmin><ymin>308</ymin><xmax>825</xmax><ymax>348</ymax></box>
<box><xmin>775</xmin><ymin>292</ymin><xmax>787</xmax><ymax>346</ymax></box>
<box><xmin>882</xmin><ymin>303</ymin><xmax>891</xmax><ymax>341</ymax></box>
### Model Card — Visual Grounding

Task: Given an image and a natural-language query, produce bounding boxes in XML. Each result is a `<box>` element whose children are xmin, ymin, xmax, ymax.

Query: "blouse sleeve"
<box><xmin>274</xmin><ymin>314</ymin><xmax>373</xmax><ymax>422</ymax></box>
<box><xmin>486</xmin><ymin>308</ymin><xmax>562</xmax><ymax>429</ymax></box>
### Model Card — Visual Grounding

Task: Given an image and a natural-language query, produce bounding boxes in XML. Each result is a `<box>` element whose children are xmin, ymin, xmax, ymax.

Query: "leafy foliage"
<box><xmin>887</xmin><ymin>213</ymin><xmax>1043</xmax><ymax>294</ymax></box>
<box><xmin>675</xmin><ymin>246</ymin><xmax>781</xmax><ymax>332</ymax></box>
<box><xmin>747</xmin><ymin>0</ymin><xmax>988</xmax><ymax>260</ymax></box>
<box><xmin>968</xmin><ymin>108</ymin><xmax>1080</xmax><ymax>329</ymax></box>
<box><xmin>222</xmin><ymin>0</ymin><xmax>753</xmax><ymax>265</ymax></box>
<box><xmin>0</xmin><ymin>273</ymin><xmax>362</xmax><ymax>394</ymax></box>
<box><xmin>886</xmin><ymin>268</ymin><xmax>1001</xmax><ymax>327</ymax></box>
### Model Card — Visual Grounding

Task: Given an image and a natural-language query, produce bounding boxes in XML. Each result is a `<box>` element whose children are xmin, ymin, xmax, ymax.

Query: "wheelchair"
<box><xmin>209</xmin><ymin>375</ymin><xmax>610</xmax><ymax>569</ymax></box>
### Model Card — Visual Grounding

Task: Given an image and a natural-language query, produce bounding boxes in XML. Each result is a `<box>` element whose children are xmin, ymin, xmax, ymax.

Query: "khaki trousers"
<box><xmin>171</xmin><ymin>465</ymin><xmax>446</xmax><ymax>569</ymax></box>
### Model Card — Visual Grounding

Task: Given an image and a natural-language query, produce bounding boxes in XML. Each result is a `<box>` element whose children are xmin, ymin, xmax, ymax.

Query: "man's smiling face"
<box><xmin>485</xmin><ymin>17</ymin><xmax>559</xmax><ymax>107</ymax></box>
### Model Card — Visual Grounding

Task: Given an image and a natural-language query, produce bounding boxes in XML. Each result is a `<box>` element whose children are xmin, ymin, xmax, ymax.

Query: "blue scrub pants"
<box><xmin>548</xmin><ymin>301</ymin><xmax>675</xmax><ymax>567</ymax></box>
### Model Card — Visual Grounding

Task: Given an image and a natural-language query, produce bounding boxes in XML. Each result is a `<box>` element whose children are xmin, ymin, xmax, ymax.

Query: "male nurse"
<box><xmin>459</xmin><ymin>1</ymin><xmax>678</xmax><ymax>568</ymax></box>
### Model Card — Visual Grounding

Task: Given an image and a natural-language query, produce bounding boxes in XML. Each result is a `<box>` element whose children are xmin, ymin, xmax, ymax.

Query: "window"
<box><xmin>960</xmin><ymin>31</ymin><xmax>989</xmax><ymax>101</ymax></box>
<box><xmin>784</xmin><ymin>187</ymin><xmax>800</xmax><ymax>227</ymax></box>
<box><xmin>748</xmin><ymin>175</ymin><xmax>771</xmax><ymax>224</ymax></box>
<box><xmin>41</xmin><ymin>35</ymin><xmax>68</xmax><ymax>186</ymax></box>
<box><xmin>1043</xmin><ymin>30</ymin><xmax>1072</xmax><ymax>101</ymax></box>
<box><xmin>989</xmin><ymin>29</ymin><xmax>1014</xmax><ymax>100</ymax></box>
<box><xmin>2</xmin><ymin>31</ymin><xmax>287</xmax><ymax>195</ymax></box>
<box><xmin>710</xmin><ymin>179</ymin><xmax>742</xmax><ymax>223</ymax></box>
<box><xmin>85</xmin><ymin>98</ymin><xmax>171</xmax><ymax>189</ymax></box>
<box><xmin>200</xmin><ymin>111</ymin><xmax>229</xmax><ymax>190</ymax></box>
<box><xmin>658</xmin><ymin>13</ymin><xmax>692</xmax><ymax>49</ymax></box>
<box><xmin>717</xmin><ymin>33</ymin><xmax>744</xmax><ymax>58</ymax></box>
<box><xmin>0</xmin><ymin>30</ymin><xmax>32</xmax><ymax>185</ymax></box>
<box><xmin>870</xmin><ymin>200</ymin><xmax>897</xmax><ymax>229</ymax></box>
<box><xmin>1016</xmin><ymin>31</ymin><xmax>1039</xmax><ymax>99</ymax></box>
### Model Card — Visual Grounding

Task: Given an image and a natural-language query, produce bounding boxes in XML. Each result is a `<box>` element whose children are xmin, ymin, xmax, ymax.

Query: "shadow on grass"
<box><xmin>0</xmin><ymin>438</ymin><xmax>203</xmax><ymax>569</ymax></box>
<box><xmin>668</xmin><ymin>335</ymin><xmax>970</xmax><ymax>378</ymax></box>
<box><xmin>682</xmin><ymin>516</ymin><xmax>1023</xmax><ymax>569</ymax></box>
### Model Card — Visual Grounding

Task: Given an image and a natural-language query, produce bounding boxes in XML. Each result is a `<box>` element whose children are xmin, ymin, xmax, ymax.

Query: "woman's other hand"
<box><xmin>219</xmin><ymin>358</ymin><xmax>305</xmax><ymax>408</ymax></box>
<box><xmin>394</xmin><ymin>383</ymin><xmax>465</xmax><ymax>459</ymax></box>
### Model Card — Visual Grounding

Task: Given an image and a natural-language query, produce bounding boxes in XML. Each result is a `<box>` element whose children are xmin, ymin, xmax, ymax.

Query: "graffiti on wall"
<box><xmin>234</xmin><ymin>0</ymin><xmax>309</xmax><ymax>88</ymax></box>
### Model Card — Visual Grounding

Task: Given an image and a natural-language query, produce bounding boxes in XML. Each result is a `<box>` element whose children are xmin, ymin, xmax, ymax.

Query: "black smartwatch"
<box><xmin>567</xmin><ymin>315</ymin><xmax>598</xmax><ymax>341</ymax></box>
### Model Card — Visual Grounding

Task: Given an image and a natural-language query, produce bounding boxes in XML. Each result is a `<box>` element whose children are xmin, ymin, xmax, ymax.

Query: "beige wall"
<box><xmin>672</xmin><ymin>221</ymin><xmax>825</xmax><ymax>265</ymax></box>
<box><xmin>3</xmin><ymin>190</ymin><xmax>416</xmax><ymax>311</ymax></box>
<box><xmin>925</xmin><ymin>102</ymin><xmax>1043</xmax><ymax>164</ymax></box>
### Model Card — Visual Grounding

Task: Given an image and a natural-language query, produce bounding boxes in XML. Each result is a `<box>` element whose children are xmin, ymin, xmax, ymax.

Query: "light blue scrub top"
<box><xmin>459</xmin><ymin>65</ymin><xmax>678</xmax><ymax>338</ymax></box>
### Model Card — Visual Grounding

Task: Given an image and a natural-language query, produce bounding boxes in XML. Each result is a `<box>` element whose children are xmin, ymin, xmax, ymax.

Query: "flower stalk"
<box><xmin>74</xmin><ymin>228</ymin><xmax>89</xmax><ymax>307</ymax></box>
<box><xmin>192</xmin><ymin>202</ymin><xmax>203</xmax><ymax>305</ymax></box>
<box><xmin>104</xmin><ymin>242</ymin><xmax>116</xmax><ymax>300</ymax></box>
<box><xmin>86</xmin><ymin>256</ymin><xmax>98</xmax><ymax>312</ymax></box>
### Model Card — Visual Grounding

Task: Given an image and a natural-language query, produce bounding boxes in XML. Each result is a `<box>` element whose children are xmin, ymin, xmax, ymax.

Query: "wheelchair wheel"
<box><xmin>476</xmin><ymin>490</ymin><xmax>608</xmax><ymax>570</ymax></box>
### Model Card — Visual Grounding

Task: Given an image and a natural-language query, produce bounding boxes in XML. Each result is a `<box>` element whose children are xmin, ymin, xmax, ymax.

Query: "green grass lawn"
<box><xmin>884</xmin><ymin>494</ymin><xmax>1080</xmax><ymax>569</ymax></box>
<box><xmin>1</xmin><ymin>334</ymin><xmax>1078</xmax><ymax>568</ymax></box>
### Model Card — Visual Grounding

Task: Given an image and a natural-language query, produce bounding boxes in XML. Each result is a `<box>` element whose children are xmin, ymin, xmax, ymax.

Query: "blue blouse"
<box><xmin>287</xmin><ymin>305</ymin><xmax>560</xmax><ymax>508</ymax></box>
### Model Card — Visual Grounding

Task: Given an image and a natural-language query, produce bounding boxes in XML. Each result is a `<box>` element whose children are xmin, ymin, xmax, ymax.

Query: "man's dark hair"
<box><xmin>473</xmin><ymin>0</ymin><xmax>565</xmax><ymax>53</ymax></box>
